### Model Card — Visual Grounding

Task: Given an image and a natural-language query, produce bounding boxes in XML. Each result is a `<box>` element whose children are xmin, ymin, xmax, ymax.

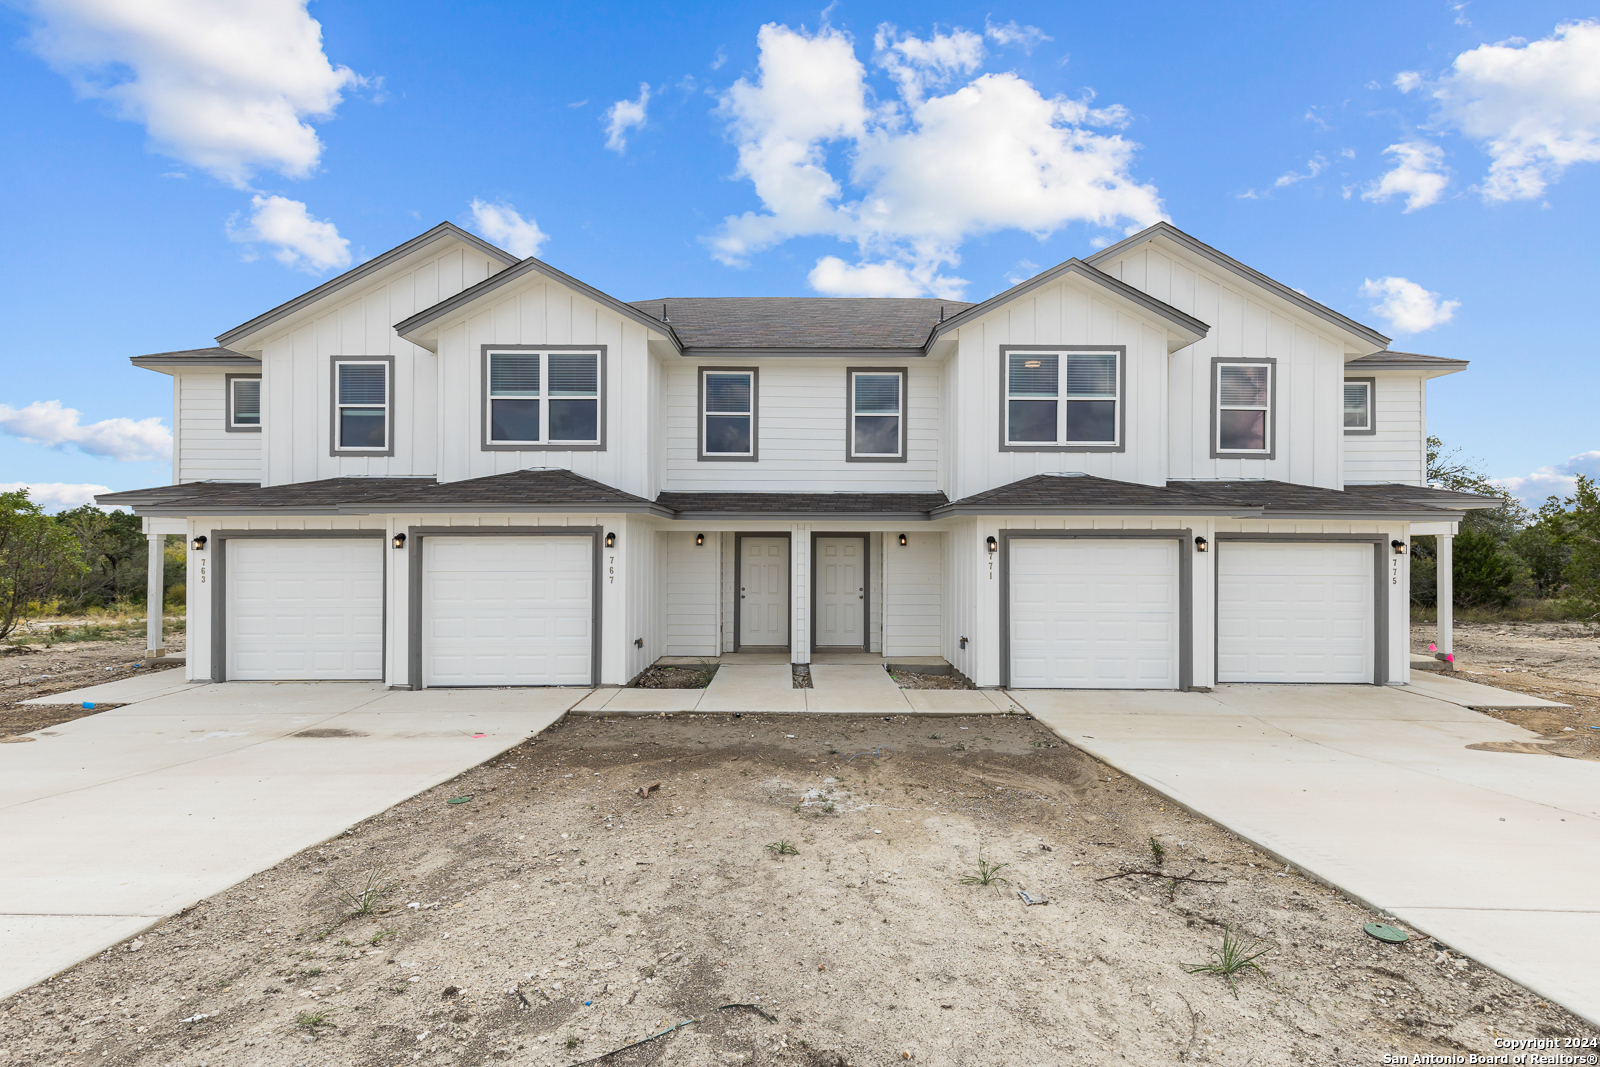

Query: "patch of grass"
<box><xmin>566</xmin><ymin>1029</ymin><xmax>581</xmax><ymax>1050</ymax></box>
<box><xmin>1149</xmin><ymin>836</ymin><xmax>1166</xmax><ymax>866</ymax></box>
<box><xmin>365</xmin><ymin>928</ymin><xmax>397</xmax><ymax>946</ymax></box>
<box><xmin>690</xmin><ymin>659</ymin><xmax>718</xmax><ymax>688</ymax></box>
<box><xmin>959</xmin><ymin>846</ymin><xmax>1011</xmax><ymax>891</ymax></box>
<box><xmin>952</xmin><ymin>742</ymin><xmax>966</xmax><ymax>752</ymax></box>
<box><xmin>927</xmin><ymin>733</ymin><xmax>941</xmax><ymax>739</ymax></box>
<box><xmin>1183</xmin><ymin>925</ymin><xmax>1271</xmax><ymax>998</ymax></box>
<box><xmin>295</xmin><ymin>1009</ymin><xmax>336</xmax><ymax>1033</ymax></box>
<box><xmin>1411</xmin><ymin>599</ymin><xmax>1598</xmax><ymax>624</ymax></box>
<box><xmin>330</xmin><ymin>864</ymin><xmax>397</xmax><ymax>917</ymax></box>
<box><xmin>765</xmin><ymin>838</ymin><xmax>799</xmax><ymax>857</ymax></box>
<box><xmin>287</xmin><ymin>966</ymin><xmax>324</xmax><ymax>979</ymax></box>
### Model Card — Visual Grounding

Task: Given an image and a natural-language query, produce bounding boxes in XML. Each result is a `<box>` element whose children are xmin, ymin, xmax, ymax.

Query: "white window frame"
<box><xmin>698</xmin><ymin>368</ymin><xmax>758</xmax><ymax>462</ymax></box>
<box><xmin>330</xmin><ymin>357</ymin><xmax>393</xmax><ymax>456</ymax></box>
<box><xmin>225</xmin><ymin>374</ymin><xmax>261</xmax><ymax>433</ymax></box>
<box><xmin>846</xmin><ymin>367</ymin><xmax>907</xmax><ymax>462</ymax></box>
<box><xmin>480</xmin><ymin>347</ymin><xmax>606</xmax><ymax>451</ymax></box>
<box><xmin>999</xmin><ymin>345</ymin><xmax>1125</xmax><ymax>452</ymax></box>
<box><xmin>1211</xmin><ymin>358</ymin><xmax>1275</xmax><ymax>459</ymax></box>
<box><xmin>1343</xmin><ymin>377</ymin><xmax>1376</xmax><ymax>435</ymax></box>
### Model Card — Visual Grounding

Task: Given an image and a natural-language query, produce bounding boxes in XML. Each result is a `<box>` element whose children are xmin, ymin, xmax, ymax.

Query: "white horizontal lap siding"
<box><xmin>948</xmin><ymin>276</ymin><xmax>1169</xmax><ymax>502</ymax></box>
<box><xmin>664</xmin><ymin>530</ymin><xmax>720</xmax><ymax>656</ymax></box>
<box><xmin>884</xmin><ymin>531</ymin><xmax>941</xmax><ymax>657</ymax></box>
<box><xmin>176</xmin><ymin>371</ymin><xmax>260</xmax><ymax>483</ymax></box>
<box><xmin>660</xmin><ymin>360</ymin><xmax>939</xmax><ymax>492</ymax></box>
<box><xmin>1344</xmin><ymin>373</ymin><xmax>1426</xmax><ymax>485</ymax></box>
<box><xmin>1101</xmin><ymin>247</ymin><xmax>1345</xmax><ymax>489</ymax></box>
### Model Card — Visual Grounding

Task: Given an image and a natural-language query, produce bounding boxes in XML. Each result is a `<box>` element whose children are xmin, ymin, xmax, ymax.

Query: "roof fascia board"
<box><xmin>930</xmin><ymin>504</ymin><xmax>1265</xmax><ymax>519</ymax></box>
<box><xmin>131</xmin><ymin>356</ymin><xmax>261</xmax><ymax>370</ymax></box>
<box><xmin>664</xmin><ymin>509</ymin><xmax>936</xmax><ymax>522</ymax></box>
<box><xmin>1086</xmin><ymin>223</ymin><xmax>1391</xmax><ymax>350</ymax></box>
<box><xmin>127</xmin><ymin>502</ymin><xmax>669</xmax><ymax>517</ymax></box>
<box><xmin>926</xmin><ymin>259</ymin><xmax>1209</xmax><ymax>350</ymax></box>
<box><xmin>681</xmin><ymin>347</ymin><xmax>925</xmax><ymax>359</ymax></box>
<box><xmin>1260</xmin><ymin>508</ymin><xmax>1469</xmax><ymax>521</ymax></box>
<box><xmin>394</xmin><ymin>256</ymin><xmax>682</xmax><ymax>350</ymax></box>
<box><xmin>216</xmin><ymin>223</ymin><xmax>519</xmax><ymax>349</ymax></box>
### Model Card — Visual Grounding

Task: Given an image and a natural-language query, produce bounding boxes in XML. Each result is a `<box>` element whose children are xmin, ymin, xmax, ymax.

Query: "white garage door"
<box><xmin>226</xmin><ymin>538</ymin><xmax>384</xmax><ymax>680</ymax></box>
<box><xmin>1009</xmin><ymin>538</ymin><xmax>1181</xmax><ymax>689</ymax></box>
<box><xmin>1217</xmin><ymin>542</ymin><xmax>1374</xmax><ymax>683</ymax></box>
<box><xmin>422</xmin><ymin>536</ymin><xmax>593</xmax><ymax>687</ymax></box>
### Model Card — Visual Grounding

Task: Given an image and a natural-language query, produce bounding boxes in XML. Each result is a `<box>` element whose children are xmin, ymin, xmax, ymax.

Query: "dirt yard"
<box><xmin>2</xmin><ymin>713</ymin><xmax>1589</xmax><ymax>1067</ymax></box>
<box><xmin>0</xmin><ymin>632</ymin><xmax>186</xmax><ymax>740</ymax></box>
<box><xmin>1414</xmin><ymin>620</ymin><xmax>1600</xmax><ymax>761</ymax></box>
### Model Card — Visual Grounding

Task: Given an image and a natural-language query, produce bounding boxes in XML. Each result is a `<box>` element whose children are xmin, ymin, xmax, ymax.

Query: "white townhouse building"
<box><xmin>102</xmin><ymin>221</ymin><xmax>1492</xmax><ymax>691</ymax></box>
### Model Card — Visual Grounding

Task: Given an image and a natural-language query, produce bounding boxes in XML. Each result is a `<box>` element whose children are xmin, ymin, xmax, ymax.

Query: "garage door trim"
<box><xmin>209</xmin><ymin>529</ymin><xmax>386</xmax><ymax>683</ymax></box>
<box><xmin>406</xmin><ymin>526</ymin><xmax>603</xmax><ymax>689</ymax></box>
<box><xmin>999</xmin><ymin>529</ymin><xmax>1193</xmax><ymax>690</ymax></box>
<box><xmin>1213</xmin><ymin>533</ymin><xmax>1388</xmax><ymax>685</ymax></box>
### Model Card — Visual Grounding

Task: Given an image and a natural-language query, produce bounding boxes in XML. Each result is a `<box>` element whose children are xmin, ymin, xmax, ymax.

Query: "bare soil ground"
<box><xmin>2</xmin><ymin>713</ymin><xmax>1589</xmax><ymax>1067</ymax></box>
<box><xmin>1414</xmin><ymin>620</ymin><xmax>1600</xmax><ymax>761</ymax></box>
<box><xmin>888</xmin><ymin>671</ymin><xmax>974</xmax><ymax>691</ymax></box>
<box><xmin>632</xmin><ymin>667</ymin><xmax>717</xmax><ymax>691</ymax></box>
<box><xmin>0</xmin><ymin>633</ymin><xmax>185</xmax><ymax>740</ymax></box>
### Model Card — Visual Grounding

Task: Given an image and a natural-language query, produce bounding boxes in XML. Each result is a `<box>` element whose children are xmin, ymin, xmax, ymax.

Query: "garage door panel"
<box><xmin>225</xmin><ymin>538</ymin><xmax>384</xmax><ymax>681</ymax></box>
<box><xmin>1217</xmin><ymin>542</ymin><xmax>1373</xmax><ymax>684</ymax></box>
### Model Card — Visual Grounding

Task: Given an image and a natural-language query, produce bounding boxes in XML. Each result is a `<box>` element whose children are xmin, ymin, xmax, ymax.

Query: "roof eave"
<box><xmin>130</xmin><ymin>355</ymin><xmax>261</xmax><ymax>372</ymax></box>
<box><xmin>679</xmin><ymin>346</ymin><xmax>927</xmax><ymax>359</ymax></box>
<box><xmin>930</xmin><ymin>503</ymin><xmax>1265</xmax><ymax>519</ymax></box>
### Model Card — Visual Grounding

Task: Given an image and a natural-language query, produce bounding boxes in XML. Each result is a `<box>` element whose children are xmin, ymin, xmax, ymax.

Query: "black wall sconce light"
<box><xmin>695</xmin><ymin>533</ymin><xmax>705</xmax><ymax>546</ymax></box>
<box><xmin>959</xmin><ymin>636</ymin><xmax>969</xmax><ymax>649</ymax></box>
<box><xmin>986</xmin><ymin>536</ymin><xmax>998</xmax><ymax>554</ymax></box>
<box><xmin>1194</xmin><ymin>536</ymin><xmax>1208</xmax><ymax>552</ymax></box>
<box><xmin>1391</xmin><ymin>539</ymin><xmax>1408</xmax><ymax>555</ymax></box>
<box><xmin>604</xmin><ymin>531</ymin><xmax>616</xmax><ymax>548</ymax></box>
<box><xmin>392</xmin><ymin>532</ymin><xmax>407</xmax><ymax>549</ymax></box>
<box><xmin>898</xmin><ymin>533</ymin><xmax>908</xmax><ymax>547</ymax></box>
<box><xmin>634</xmin><ymin>637</ymin><xmax>644</xmax><ymax>648</ymax></box>
<box><xmin>190</xmin><ymin>534</ymin><xmax>207</xmax><ymax>552</ymax></box>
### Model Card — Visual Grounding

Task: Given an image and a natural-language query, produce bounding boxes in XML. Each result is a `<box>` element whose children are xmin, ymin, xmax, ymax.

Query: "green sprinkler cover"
<box><xmin>1364</xmin><ymin>923</ymin><xmax>1409</xmax><ymax>943</ymax></box>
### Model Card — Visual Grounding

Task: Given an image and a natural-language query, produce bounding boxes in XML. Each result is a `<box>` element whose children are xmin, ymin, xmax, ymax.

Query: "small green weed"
<box><xmin>1149</xmin><ymin>836</ymin><xmax>1166</xmax><ymax>866</ymax></box>
<box><xmin>295</xmin><ymin>1009</ymin><xmax>336</xmax><ymax>1033</ymax></box>
<box><xmin>927</xmin><ymin>733</ymin><xmax>941</xmax><ymax>740</ymax></box>
<box><xmin>330</xmin><ymin>864</ymin><xmax>396</xmax><ymax>916</ymax></box>
<box><xmin>366</xmin><ymin>928</ymin><xmax>397</xmax><ymax>946</ymax></box>
<box><xmin>765</xmin><ymin>838</ymin><xmax>799</xmax><ymax>857</ymax></box>
<box><xmin>566</xmin><ymin>1029</ymin><xmax>581</xmax><ymax>1050</ymax></box>
<box><xmin>1183</xmin><ymin>925</ymin><xmax>1271</xmax><ymax>998</ymax></box>
<box><xmin>959</xmin><ymin>846</ymin><xmax>1011</xmax><ymax>891</ymax></box>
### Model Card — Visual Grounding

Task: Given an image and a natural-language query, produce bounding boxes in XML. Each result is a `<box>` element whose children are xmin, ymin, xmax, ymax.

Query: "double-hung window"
<box><xmin>847</xmin><ymin>369</ymin><xmax>906</xmax><ymax>461</ymax></box>
<box><xmin>227</xmin><ymin>375</ymin><xmax>261</xmax><ymax>432</ymax></box>
<box><xmin>1343</xmin><ymin>378</ymin><xmax>1374</xmax><ymax>434</ymax></box>
<box><xmin>1214</xmin><ymin>359</ymin><xmax>1274</xmax><ymax>456</ymax></box>
<box><xmin>1002</xmin><ymin>347</ymin><xmax>1122</xmax><ymax>449</ymax></box>
<box><xmin>700</xmin><ymin>369</ymin><xmax>756</xmax><ymax>460</ymax></box>
<box><xmin>483</xmin><ymin>349</ymin><xmax>603</xmax><ymax>448</ymax></box>
<box><xmin>332</xmin><ymin>359</ymin><xmax>391</xmax><ymax>453</ymax></box>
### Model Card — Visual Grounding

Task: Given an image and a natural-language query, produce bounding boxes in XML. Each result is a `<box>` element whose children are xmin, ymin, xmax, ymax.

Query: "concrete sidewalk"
<box><xmin>1012</xmin><ymin>683</ymin><xmax>1600</xmax><ymax>1028</ymax></box>
<box><xmin>0</xmin><ymin>680</ymin><xmax>587</xmax><ymax>998</ymax></box>
<box><xmin>572</xmin><ymin>663</ymin><xmax>1011</xmax><ymax>715</ymax></box>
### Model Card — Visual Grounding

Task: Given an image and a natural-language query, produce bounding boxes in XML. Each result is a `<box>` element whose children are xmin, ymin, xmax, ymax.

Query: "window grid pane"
<box><xmin>704</xmin><ymin>373</ymin><xmax>752</xmax><ymax>414</ymax></box>
<box><xmin>1344</xmin><ymin>382</ymin><xmax>1370</xmax><ymax>428</ymax></box>
<box><xmin>1007</xmin><ymin>353</ymin><xmax>1058</xmax><ymax>397</ymax></box>
<box><xmin>1217</xmin><ymin>363</ymin><xmax>1270</xmax><ymax>451</ymax></box>
<box><xmin>853</xmin><ymin>415</ymin><xmax>900</xmax><ymax>455</ymax></box>
<box><xmin>489</xmin><ymin>353</ymin><xmax>540</xmax><ymax>397</ymax></box>
<box><xmin>853</xmin><ymin>373</ymin><xmax>900</xmax><ymax>414</ymax></box>
<box><xmin>338</xmin><ymin>363</ymin><xmax>387</xmax><ymax>405</ymax></box>
<box><xmin>547</xmin><ymin>353</ymin><xmax>598</xmax><ymax>397</ymax></box>
<box><xmin>1219</xmin><ymin>364</ymin><xmax>1269</xmax><ymax>407</ymax></box>
<box><xmin>1065</xmin><ymin>353</ymin><xmax>1117</xmax><ymax>398</ymax></box>
<box><xmin>232</xmin><ymin>379</ymin><xmax>261</xmax><ymax>423</ymax></box>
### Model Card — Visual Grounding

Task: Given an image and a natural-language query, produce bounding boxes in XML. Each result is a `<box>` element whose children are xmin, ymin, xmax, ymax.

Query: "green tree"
<box><xmin>1564</xmin><ymin>475</ymin><xmax>1600</xmax><ymax>614</ymax></box>
<box><xmin>0</xmin><ymin>490</ymin><xmax>88</xmax><ymax>639</ymax></box>
<box><xmin>53</xmin><ymin>505</ymin><xmax>147</xmax><ymax>608</ymax></box>
<box><xmin>1452</xmin><ymin>527</ymin><xmax>1516</xmax><ymax>607</ymax></box>
<box><xmin>1508</xmin><ymin>496</ymin><xmax>1571</xmax><ymax>598</ymax></box>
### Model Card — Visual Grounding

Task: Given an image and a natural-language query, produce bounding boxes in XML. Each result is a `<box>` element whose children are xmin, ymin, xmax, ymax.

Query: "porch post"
<box><xmin>1435</xmin><ymin>532</ymin><xmax>1453</xmax><ymax>669</ymax></box>
<box><xmin>146</xmin><ymin>531</ymin><xmax>165</xmax><ymax>660</ymax></box>
<box><xmin>791</xmin><ymin>523</ymin><xmax>811</xmax><ymax>665</ymax></box>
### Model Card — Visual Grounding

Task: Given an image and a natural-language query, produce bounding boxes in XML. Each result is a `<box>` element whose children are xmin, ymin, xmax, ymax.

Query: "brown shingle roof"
<box><xmin>627</xmin><ymin>297</ymin><xmax>973</xmax><ymax>349</ymax></box>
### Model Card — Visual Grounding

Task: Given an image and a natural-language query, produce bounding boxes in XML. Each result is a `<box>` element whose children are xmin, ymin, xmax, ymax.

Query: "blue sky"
<box><xmin>2</xmin><ymin>0</ymin><xmax>1597</xmax><ymax>508</ymax></box>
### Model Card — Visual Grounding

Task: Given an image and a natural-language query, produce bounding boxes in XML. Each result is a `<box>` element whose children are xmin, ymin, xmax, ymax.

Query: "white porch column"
<box><xmin>1435</xmin><ymin>533</ymin><xmax>1453</xmax><ymax>668</ymax></box>
<box><xmin>791</xmin><ymin>523</ymin><xmax>811</xmax><ymax>665</ymax></box>
<box><xmin>145</xmin><ymin>532</ymin><xmax>165</xmax><ymax>659</ymax></box>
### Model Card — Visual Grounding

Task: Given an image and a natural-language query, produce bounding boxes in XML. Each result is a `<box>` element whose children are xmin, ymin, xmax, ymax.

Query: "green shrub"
<box><xmin>1453</xmin><ymin>527</ymin><xmax>1516</xmax><ymax>608</ymax></box>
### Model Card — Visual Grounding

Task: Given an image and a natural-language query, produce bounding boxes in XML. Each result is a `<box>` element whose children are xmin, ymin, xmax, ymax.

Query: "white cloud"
<box><xmin>1395</xmin><ymin>71</ymin><xmax>1423</xmax><ymax>93</ymax></box>
<box><xmin>227</xmin><ymin>194</ymin><xmax>350</xmax><ymax>273</ymax></box>
<box><xmin>1427</xmin><ymin>21</ymin><xmax>1600</xmax><ymax>201</ymax></box>
<box><xmin>808</xmin><ymin>256</ymin><xmax>928</xmax><ymax>297</ymax></box>
<box><xmin>1005</xmin><ymin>259</ymin><xmax>1041</xmax><ymax>286</ymax></box>
<box><xmin>1274</xmin><ymin>154</ymin><xmax>1327</xmax><ymax>188</ymax></box>
<box><xmin>709</xmin><ymin>23</ymin><xmax>1164</xmax><ymax>298</ymax></box>
<box><xmin>26</xmin><ymin>0</ymin><xmax>359</xmax><ymax>188</ymax></box>
<box><xmin>0</xmin><ymin>400</ymin><xmax>171</xmax><ymax>461</ymax></box>
<box><xmin>0</xmin><ymin>482</ymin><xmax>115</xmax><ymax>512</ymax></box>
<box><xmin>984</xmin><ymin>19</ymin><xmax>1051</xmax><ymax>53</ymax></box>
<box><xmin>1361</xmin><ymin>141</ymin><xmax>1450</xmax><ymax>211</ymax></box>
<box><xmin>1494</xmin><ymin>450</ymin><xmax>1600</xmax><ymax>505</ymax></box>
<box><xmin>1359</xmin><ymin>276</ymin><xmax>1460</xmax><ymax>334</ymax></box>
<box><xmin>603</xmin><ymin>83</ymin><xmax>651</xmax><ymax>153</ymax></box>
<box><xmin>468</xmin><ymin>199</ymin><xmax>548</xmax><ymax>259</ymax></box>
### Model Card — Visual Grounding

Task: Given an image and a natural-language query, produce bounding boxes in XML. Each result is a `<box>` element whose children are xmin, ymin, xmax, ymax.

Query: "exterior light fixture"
<box><xmin>1391</xmin><ymin>539</ymin><xmax>1408</xmax><ymax>554</ymax></box>
<box><xmin>695</xmin><ymin>533</ymin><xmax>705</xmax><ymax>546</ymax></box>
<box><xmin>986</xmin><ymin>536</ymin><xmax>998</xmax><ymax>554</ymax></box>
<box><xmin>190</xmin><ymin>535</ymin><xmax>207</xmax><ymax>552</ymax></box>
<box><xmin>392</xmin><ymin>532</ymin><xmax>406</xmax><ymax>549</ymax></box>
<box><xmin>605</xmin><ymin>531</ymin><xmax>616</xmax><ymax>548</ymax></box>
<box><xmin>1194</xmin><ymin>536</ymin><xmax>1208</xmax><ymax>552</ymax></box>
<box><xmin>898</xmin><ymin>533</ymin><xmax>908</xmax><ymax>547</ymax></box>
<box><xmin>959</xmin><ymin>636</ymin><xmax>969</xmax><ymax>649</ymax></box>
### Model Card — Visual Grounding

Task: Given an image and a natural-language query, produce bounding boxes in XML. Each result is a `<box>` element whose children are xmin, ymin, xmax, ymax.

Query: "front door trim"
<box><xmin>732</xmin><ymin>531</ymin><xmax>792</xmax><ymax>652</ymax></box>
<box><xmin>810</xmin><ymin>532</ymin><xmax>871</xmax><ymax>652</ymax></box>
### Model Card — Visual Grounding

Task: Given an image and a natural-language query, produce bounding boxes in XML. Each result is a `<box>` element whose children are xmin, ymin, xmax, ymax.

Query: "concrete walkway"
<box><xmin>1013</xmin><ymin>682</ymin><xmax>1600</xmax><ymax>1028</ymax></box>
<box><xmin>573</xmin><ymin>663</ymin><xmax>1014</xmax><ymax>715</ymax></box>
<box><xmin>0</xmin><ymin>679</ymin><xmax>586</xmax><ymax>998</ymax></box>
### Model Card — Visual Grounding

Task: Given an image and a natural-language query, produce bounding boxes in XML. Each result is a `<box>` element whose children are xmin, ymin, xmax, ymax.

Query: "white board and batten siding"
<box><xmin>174</xmin><ymin>370</ymin><xmax>261</xmax><ymax>483</ymax></box>
<box><xmin>255</xmin><ymin>242</ymin><xmax>505</xmax><ymax>486</ymax></box>
<box><xmin>883</xmin><ymin>531</ymin><xmax>942</xmax><ymax>657</ymax></box>
<box><xmin>943</xmin><ymin>275</ymin><xmax>1172</xmax><ymax>503</ymax></box>
<box><xmin>661</xmin><ymin>530</ymin><xmax>721</xmax><ymax>657</ymax></box>
<box><xmin>1095</xmin><ymin>245</ymin><xmax>1348</xmax><ymax>489</ymax></box>
<box><xmin>1343</xmin><ymin>373</ymin><xmax>1426</xmax><ymax>485</ymax></box>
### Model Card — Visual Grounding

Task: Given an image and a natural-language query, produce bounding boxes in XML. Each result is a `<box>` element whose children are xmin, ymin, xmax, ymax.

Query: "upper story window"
<box><xmin>481</xmin><ymin>347</ymin><xmax>605</xmax><ymax>451</ymax></box>
<box><xmin>331</xmin><ymin>357</ymin><xmax>393</xmax><ymax>455</ymax></box>
<box><xmin>226</xmin><ymin>375</ymin><xmax>261</xmax><ymax>433</ymax></box>
<box><xmin>1212</xmin><ymin>358</ymin><xmax>1275</xmax><ymax>458</ymax></box>
<box><xmin>699</xmin><ymin>368</ymin><xmax>757</xmax><ymax>461</ymax></box>
<box><xmin>1344</xmin><ymin>378</ymin><xmax>1375</xmax><ymax>435</ymax></box>
<box><xmin>847</xmin><ymin>368</ymin><xmax>907</xmax><ymax>462</ymax></box>
<box><xmin>1001</xmin><ymin>346</ymin><xmax>1123</xmax><ymax>451</ymax></box>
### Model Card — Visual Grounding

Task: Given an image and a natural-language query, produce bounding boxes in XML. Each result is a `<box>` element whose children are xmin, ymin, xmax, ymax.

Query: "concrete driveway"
<box><xmin>1013</xmin><ymin>682</ymin><xmax>1600</xmax><ymax>1028</ymax></box>
<box><xmin>0</xmin><ymin>680</ymin><xmax>587</xmax><ymax>998</ymax></box>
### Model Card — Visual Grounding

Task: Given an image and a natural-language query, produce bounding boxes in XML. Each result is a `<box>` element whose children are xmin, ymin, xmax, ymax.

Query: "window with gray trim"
<box><xmin>1215</xmin><ymin>361</ymin><xmax>1273</xmax><ymax>454</ymax></box>
<box><xmin>1343</xmin><ymin>378</ymin><xmax>1375</xmax><ymax>434</ymax></box>
<box><xmin>1004</xmin><ymin>349</ymin><xmax>1121</xmax><ymax>447</ymax></box>
<box><xmin>702</xmin><ymin>369</ymin><xmax>755</xmax><ymax>457</ymax></box>
<box><xmin>334</xmin><ymin>360</ymin><xmax>389</xmax><ymax>451</ymax></box>
<box><xmin>485</xmin><ymin>349</ymin><xmax>601</xmax><ymax>445</ymax></box>
<box><xmin>226</xmin><ymin>375</ymin><xmax>261</xmax><ymax>432</ymax></box>
<box><xmin>847</xmin><ymin>369</ymin><xmax>906</xmax><ymax>460</ymax></box>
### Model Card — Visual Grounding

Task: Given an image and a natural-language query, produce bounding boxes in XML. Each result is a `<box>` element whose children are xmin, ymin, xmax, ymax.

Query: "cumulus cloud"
<box><xmin>227</xmin><ymin>194</ymin><xmax>350</xmax><ymax>273</ymax></box>
<box><xmin>0</xmin><ymin>400</ymin><xmax>172</xmax><ymax>462</ymax></box>
<box><xmin>25</xmin><ymin>0</ymin><xmax>360</xmax><ymax>188</ymax></box>
<box><xmin>984</xmin><ymin>20</ymin><xmax>1052</xmax><ymax>54</ymax></box>
<box><xmin>1494</xmin><ymin>450</ymin><xmax>1600</xmax><ymax>506</ymax></box>
<box><xmin>468</xmin><ymin>199</ymin><xmax>548</xmax><ymax>259</ymax></box>
<box><xmin>1359</xmin><ymin>276</ymin><xmax>1460</xmax><ymax>334</ymax></box>
<box><xmin>709</xmin><ymin>23</ymin><xmax>1164</xmax><ymax>298</ymax></box>
<box><xmin>604</xmin><ymin>83</ymin><xmax>651</xmax><ymax>153</ymax></box>
<box><xmin>0</xmin><ymin>482</ymin><xmax>115</xmax><ymax>512</ymax></box>
<box><xmin>1361</xmin><ymin>141</ymin><xmax>1450</xmax><ymax>211</ymax></box>
<box><xmin>1424</xmin><ymin>21</ymin><xmax>1600</xmax><ymax>202</ymax></box>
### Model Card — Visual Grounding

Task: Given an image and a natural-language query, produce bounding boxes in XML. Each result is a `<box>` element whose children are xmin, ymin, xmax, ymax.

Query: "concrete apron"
<box><xmin>570</xmin><ymin>664</ymin><xmax>1017</xmax><ymax>716</ymax></box>
<box><xmin>1011</xmin><ymin>683</ymin><xmax>1600</xmax><ymax>1029</ymax></box>
<box><xmin>0</xmin><ymin>681</ymin><xmax>586</xmax><ymax>999</ymax></box>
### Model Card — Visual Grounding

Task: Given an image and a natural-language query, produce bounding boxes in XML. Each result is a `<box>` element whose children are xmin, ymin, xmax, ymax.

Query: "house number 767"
<box><xmin>609</xmin><ymin>555</ymin><xmax>616</xmax><ymax>584</ymax></box>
